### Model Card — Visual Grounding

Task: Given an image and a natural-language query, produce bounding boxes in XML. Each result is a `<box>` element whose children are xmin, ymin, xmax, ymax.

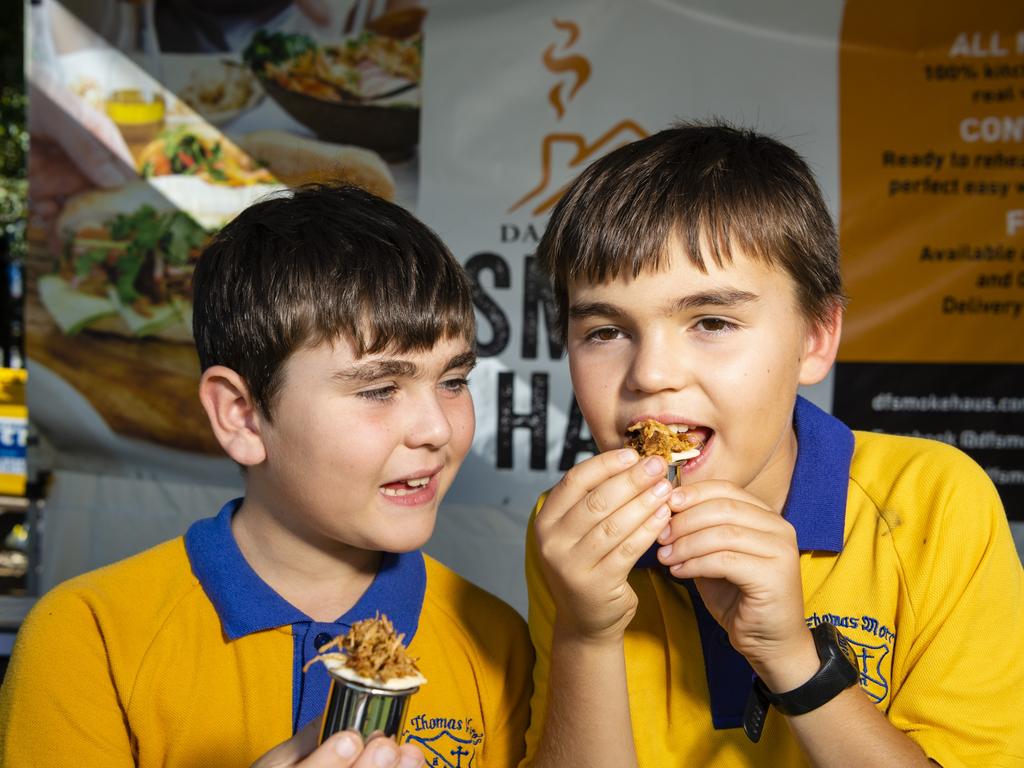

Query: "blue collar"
<box><xmin>784</xmin><ymin>395</ymin><xmax>853</xmax><ymax>552</ymax></box>
<box><xmin>635</xmin><ymin>396</ymin><xmax>854</xmax><ymax>729</ymax></box>
<box><xmin>184</xmin><ymin>499</ymin><xmax>427</xmax><ymax>643</ymax></box>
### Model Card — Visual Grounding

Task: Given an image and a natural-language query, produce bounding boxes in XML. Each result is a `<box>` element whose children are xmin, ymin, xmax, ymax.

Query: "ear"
<box><xmin>198</xmin><ymin>365</ymin><xmax>267</xmax><ymax>466</ymax></box>
<box><xmin>798</xmin><ymin>304</ymin><xmax>843</xmax><ymax>387</ymax></box>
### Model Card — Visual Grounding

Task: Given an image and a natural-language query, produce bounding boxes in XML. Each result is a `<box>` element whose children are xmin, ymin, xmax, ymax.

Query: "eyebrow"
<box><xmin>568</xmin><ymin>289</ymin><xmax>759</xmax><ymax>321</ymax></box>
<box><xmin>333</xmin><ymin>349</ymin><xmax>477</xmax><ymax>383</ymax></box>
<box><xmin>446</xmin><ymin>350</ymin><xmax>478</xmax><ymax>373</ymax></box>
<box><xmin>671</xmin><ymin>289</ymin><xmax>759</xmax><ymax>311</ymax></box>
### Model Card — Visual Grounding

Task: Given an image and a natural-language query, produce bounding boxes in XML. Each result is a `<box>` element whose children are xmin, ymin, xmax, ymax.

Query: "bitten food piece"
<box><xmin>625</xmin><ymin>419</ymin><xmax>703</xmax><ymax>464</ymax></box>
<box><xmin>304</xmin><ymin>614</ymin><xmax>427</xmax><ymax>690</ymax></box>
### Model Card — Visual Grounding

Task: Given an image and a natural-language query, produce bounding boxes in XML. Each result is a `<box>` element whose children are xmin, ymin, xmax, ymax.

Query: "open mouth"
<box><xmin>380</xmin><ymin>475</ymin><xmax>433</xmax><ymax>497</ymax></box>
<box><xmin>625</xmin><ymin>419</ymin><xmax>712</xmax><ymax>466</ymax></box>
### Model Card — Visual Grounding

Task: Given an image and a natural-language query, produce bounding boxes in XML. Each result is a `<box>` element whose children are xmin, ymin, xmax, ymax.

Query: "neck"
<box><xmin>747</xmin><ymin>424</ymin><xmax>800</xmax><ymax>515</ymax></box>
<box><xmin>231</xmin><ymin>499</ymin><xmax>382</xmax><ymax>622</ymax></box>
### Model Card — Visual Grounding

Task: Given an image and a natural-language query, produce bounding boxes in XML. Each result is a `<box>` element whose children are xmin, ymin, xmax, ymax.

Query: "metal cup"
<box><xmin>319</xmin><ymin>672</ymin><xmax>420</xmax><ymax>743</ymax></box>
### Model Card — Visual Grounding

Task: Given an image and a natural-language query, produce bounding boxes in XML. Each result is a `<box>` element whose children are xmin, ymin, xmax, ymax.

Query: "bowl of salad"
<box><xmin>243</xmin><ymin>29</ymin><xmax>422</xmax><ymax>161</ymax></box>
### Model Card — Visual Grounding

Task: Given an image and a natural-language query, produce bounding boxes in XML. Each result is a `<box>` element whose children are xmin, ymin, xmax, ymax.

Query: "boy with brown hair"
<box><xmin>0</xmin><ymin>185</ymin><xmax>532</xmax><ymax>768</ymax></box>
<box><xmin>520</xmin><ymin>123</ymin><xmax>1024</xmax><ymax>767</ymax></box>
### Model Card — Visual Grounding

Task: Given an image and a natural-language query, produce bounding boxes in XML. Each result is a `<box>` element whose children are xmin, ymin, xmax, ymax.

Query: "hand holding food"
<box><xmin>656</xmin><ymin>480</ymin><xmax>813</xmax><ymax>687</ymax></box>
<box><xmin>250</xmin><ymin>721</ymin><xmax>424</xmax><ymax>768</ymax></box>
<box><xmin>534</xmin><ymin>449</ymin><xmax>672</xmax><ymax>641</ymax></box>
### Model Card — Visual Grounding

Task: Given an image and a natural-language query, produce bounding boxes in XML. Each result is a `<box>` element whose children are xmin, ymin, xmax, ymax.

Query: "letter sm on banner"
<box><xmin>836</xmin><ymin>0</ymin><xmax>1024</xmax><ymax>520</ymax></box>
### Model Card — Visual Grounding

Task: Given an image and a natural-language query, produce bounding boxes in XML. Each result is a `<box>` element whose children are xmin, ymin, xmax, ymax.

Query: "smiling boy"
<box><xmin>520</xmin><ymin>123</ymin><xmax>1024</xmax><ymax>767</ymax></box>
<box><xmin>0</xmin><ymin>185</ymin><xmax>532</xmax><ymax>768</ymax></box>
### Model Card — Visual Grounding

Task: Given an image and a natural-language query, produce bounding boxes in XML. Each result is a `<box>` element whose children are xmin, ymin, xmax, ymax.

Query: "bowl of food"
<box><xmin>177</xmin><ymin>58</ymin><xmax>265</xmax><ymax>126</ymax></box>
<box><xmin>243</xmin><ymin>30</ymin><xmax>421</xmax><ymax>161</ymax></box>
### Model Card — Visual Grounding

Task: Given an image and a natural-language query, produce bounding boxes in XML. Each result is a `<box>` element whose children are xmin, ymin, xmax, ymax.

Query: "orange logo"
<box><xmin>544</xmin><ymin>19</ymin><xmax>590</xmax><ymax>119</ymax></box>
<box><xmin>510</xmin><ymin>19</ymin><xmax>648</xmax><ymax>215</ymax></box>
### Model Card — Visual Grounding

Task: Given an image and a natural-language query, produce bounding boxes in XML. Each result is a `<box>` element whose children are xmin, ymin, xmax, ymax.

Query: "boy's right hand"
<box><xmin>535</xmin><ymin>449</ymin><xmax>672</xmax><ymax>641</ymax></box>
<box><xmin>251</xmin><ymin>722</ymin><xmax>424</xmax><ymax>768</ymax></box>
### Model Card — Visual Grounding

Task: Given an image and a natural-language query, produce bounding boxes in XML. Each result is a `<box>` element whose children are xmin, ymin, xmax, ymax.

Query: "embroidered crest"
<box><xmin>404</xmin><ymin>715</ymin><xmax>483</xmax><ymax>768</ymax></box>
<box><xmin>845</xmin><ymin>636</ymin><xmax>891</xmax><ymax>703</ymax></box>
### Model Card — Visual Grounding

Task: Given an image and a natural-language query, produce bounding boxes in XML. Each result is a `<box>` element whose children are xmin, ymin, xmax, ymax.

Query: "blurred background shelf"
<box><xmin>0</xmin><ymin>493</ymin><xmax>42</xmax><ymax>684</ymax></box>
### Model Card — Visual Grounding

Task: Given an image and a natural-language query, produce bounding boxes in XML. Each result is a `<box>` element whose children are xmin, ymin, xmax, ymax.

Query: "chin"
<box><xmin>381</xmin><ymin>525</ymin><xmax>435</xmax><ymax>554</ymax></box>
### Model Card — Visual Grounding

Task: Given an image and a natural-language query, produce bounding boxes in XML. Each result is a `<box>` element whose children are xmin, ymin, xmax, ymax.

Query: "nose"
<box><xmin>625</xmin><ymin>330</ymin><xmax>691</xmax><ymax>394</ymax></box>
<box><xmin>405</xmin><ymin>391</ymin><xmax>454</xmax><ymax>449</ymax></box>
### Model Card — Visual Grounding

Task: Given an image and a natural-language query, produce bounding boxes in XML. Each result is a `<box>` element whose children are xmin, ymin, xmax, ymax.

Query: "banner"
<box><xmin>23</xmin><ymin>1</ymin><xmax>1021</xmax><ymax>611</ymax></box>
<box><xmin>836</xmin><ymin>0</ymin><xmax>1024</xmax><ymax>516</ymax></box>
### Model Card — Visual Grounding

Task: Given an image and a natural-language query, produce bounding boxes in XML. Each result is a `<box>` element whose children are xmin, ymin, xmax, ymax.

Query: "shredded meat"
<box><xmin>303</xmin><ymin>613</ymin><xmax>421</xmax><ymax>682</ymax></box>
<box><xmin>625</xmin><ymin>419</ymin><xmax>702</xmax><ymax>462</ymax></box>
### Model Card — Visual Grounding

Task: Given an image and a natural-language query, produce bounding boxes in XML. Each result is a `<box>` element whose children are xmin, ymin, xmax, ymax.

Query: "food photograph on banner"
<box><xmin>25</xmin><ymin>0</ymin><xmax>424</xmax><ymax>461</ymax></box>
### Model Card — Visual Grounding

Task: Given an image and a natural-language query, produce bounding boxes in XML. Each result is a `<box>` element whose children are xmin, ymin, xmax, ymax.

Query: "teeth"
<box><xmin>669</xmin><ymin>425</ymin><xmax>691</xmax><ymax>433</ymax></box>
<box><xmin>381</xmin><ymin>476</ymin><xmax>431</xmax><ymax>496</ymax></box>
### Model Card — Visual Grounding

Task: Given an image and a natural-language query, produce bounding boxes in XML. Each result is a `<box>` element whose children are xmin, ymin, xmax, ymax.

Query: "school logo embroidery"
<box><xmin>403</xmin><ymin>714</ymin><xmax>483</xmax><ymax>768</ymax></box>
<box><xmin>806</xmin><ymin>612</ymin><xmax>896</xmax><ymax>705</ymax></box>
<box><xmin>845</xmin><ymin>636</ymin><xmax>891</xmax><ymax>703</ymax></box>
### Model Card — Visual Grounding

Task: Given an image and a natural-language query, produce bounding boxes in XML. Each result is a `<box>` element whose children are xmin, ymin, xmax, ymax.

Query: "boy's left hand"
<box><xmin>251</xmin><ymin>718</ymin><xmax>424</xmax><ymax>768</ymax></box>
<box><xmin>656</xmin><ymin>480</ymin><xmax>818</xmax><ymax>691</ymax></box>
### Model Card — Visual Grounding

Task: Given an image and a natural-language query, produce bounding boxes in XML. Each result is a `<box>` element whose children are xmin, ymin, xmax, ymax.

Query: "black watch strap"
<box><xmin>743</xmin><ymin>622</ymin><xmax>859</xmax><ymax>742</ymax></box>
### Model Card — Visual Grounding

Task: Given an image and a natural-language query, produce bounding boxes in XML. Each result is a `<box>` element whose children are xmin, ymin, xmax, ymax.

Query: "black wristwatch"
<box><xmin>743</xmin><ymin>622</ymin><xmax>860</xmax><ymax>742</ymax></box>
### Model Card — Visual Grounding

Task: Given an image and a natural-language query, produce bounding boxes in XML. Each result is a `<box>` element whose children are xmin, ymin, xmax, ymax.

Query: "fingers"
<box><xmin>338</xmin><ymin>735</ymin><xmax>423</xmax><ymax>768</ymax></box>
<box><xmin>305</xmin><ymin>733</ymin><xmax>424</xmax><ymax>768</ymax></box>
<box><xmin>539</xmin><ymin>448</ymin><xmax>644</xmax><ymax>524</ymax></box>
<box><xmin>656</xmin><ymin>481</ymin><xmax>797</xmax><ymax>581</ymax></box>
<box><xmin>658</xmin><ymin>490</ymin><xmax>776</xmax><ymax>547</ymax></box>
<box><xmin>537</xmin><ymin>451</ymin><xmax>670</xmax><ymax>571</ymax></box>
<box><xmin>544</xmin><ymin>452</ymin><xmax>667</xmax><ymax>538</ymax></box>
<box><xmin>662</xmin><ymin>526</ymin><xmax>783</xmax><ymax>583</ymax></box>
<box><xmin>573</xmin><ymin>476</ymin><xmax>672</xmax><ymax>569</ymax></box>
<box><xmin>250</xmin><ymin>728</ymin><xmax>424</xmax><ymax>768</ymax></box>
<box><xmin>671</xmin><ymin>480</ymin><xmax>776</xmax><ymax>516</ymax></box>
<box><xmin>394</xmin><ymin>744</ymin><xmax>426</xmax><ymax>768</ymax></box>
<box><xmin>250</xmin><ymin>716</ymin><xmax>322</xmax><ymax>767</ymax></box>
<box><xmin>301</xmin><ymin>732</ymin><xmax>365</xmax><ymax>767</ymax></box>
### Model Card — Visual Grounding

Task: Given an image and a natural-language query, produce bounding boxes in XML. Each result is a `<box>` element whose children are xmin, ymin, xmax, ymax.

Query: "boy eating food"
<box><xmin>520</xmin><ymin>123</ymin><xmax>1024</xmax><ymax>767</ymax></box>
<box><xmin>0</xmin><ymin>185</ymin><xmax>532</xmax><ymax>768</ymax></box>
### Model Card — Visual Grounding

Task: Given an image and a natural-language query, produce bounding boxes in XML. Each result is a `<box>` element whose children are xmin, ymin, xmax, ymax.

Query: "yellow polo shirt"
<box><xmin>522</xmin><ymin>397</ymin><xmax>1024</xmax><ymax>767</ymax></box>
<box><xmin>0</xmin><ymin>499</ymin><xmax>532</xmax><ymax>768</ymax></box>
